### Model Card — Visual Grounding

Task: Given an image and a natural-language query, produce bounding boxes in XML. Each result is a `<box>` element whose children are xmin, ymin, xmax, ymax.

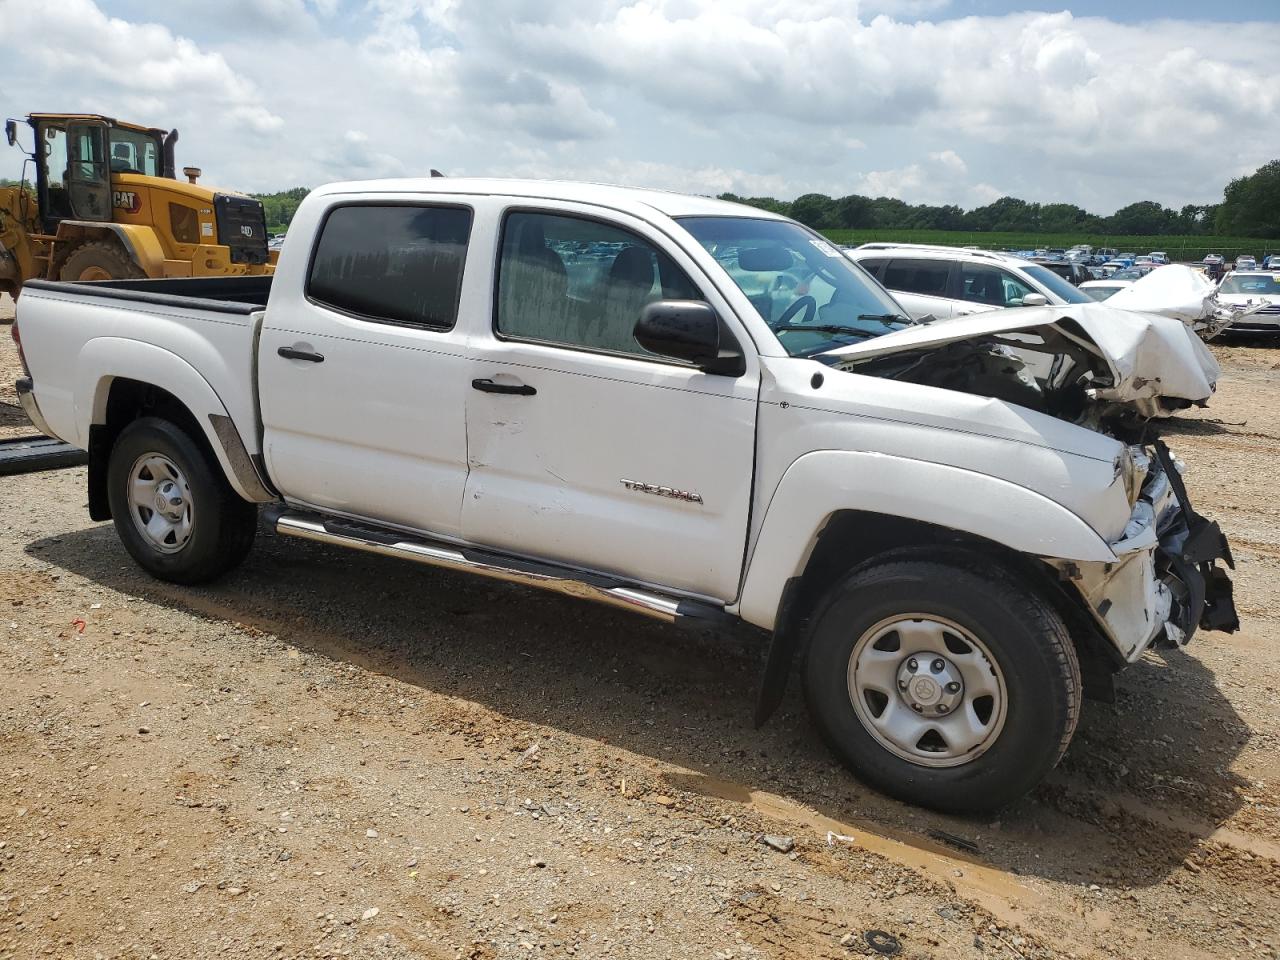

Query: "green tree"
<box><xmin>789</xmin><ymin>193</ymin><xmax>836</xmax><ymax>229</ymax></box>
<box><xmin>833</xmin><ymin>194</ymin><xmax>874</xmax><ymax>228</ymax></box>
<box><xmin>1105</xmin><ymin>201</ymin><xmax>1176</xmax><ymax>235</ymax></box>
<box><xmin>1215</xmin><ymin>160</ymin><xmax>1280</xmax><ymax>238</ymax></box>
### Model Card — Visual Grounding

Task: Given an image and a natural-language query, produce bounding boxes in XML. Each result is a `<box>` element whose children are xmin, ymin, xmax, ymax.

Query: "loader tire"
<box><xmin>59</xmin><ymin>241</ymin><xmax>145</xmax><ymax>282</ymax></box>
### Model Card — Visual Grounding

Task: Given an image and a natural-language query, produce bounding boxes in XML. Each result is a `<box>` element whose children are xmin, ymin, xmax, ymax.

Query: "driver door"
<box><xmin>65</xmin><ymin>121</ymin><xmax>111</xmax><ymax>222</ymax></box>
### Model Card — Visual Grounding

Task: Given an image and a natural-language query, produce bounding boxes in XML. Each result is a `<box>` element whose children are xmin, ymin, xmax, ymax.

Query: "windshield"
<box><xmin>1220</xmin><ymin>275</ymin><xmax>1280</xmax><ymax>295</ymax></box>
<box><xmin>1021</xmin><ymin>264</ymin><xmax>1092</xmax><ymax>304</ymax></box>
<box><xmin>677</xmin><ymin>216</ymin><xmax>912</xmax><ymax>357</ymax></box>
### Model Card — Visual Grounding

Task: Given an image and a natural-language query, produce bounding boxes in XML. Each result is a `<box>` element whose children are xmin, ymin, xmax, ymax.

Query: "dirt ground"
<box><xmin>2</xmin><ymin>326</ymin><xmax>1280</xmax><ymax>960</ymax></box>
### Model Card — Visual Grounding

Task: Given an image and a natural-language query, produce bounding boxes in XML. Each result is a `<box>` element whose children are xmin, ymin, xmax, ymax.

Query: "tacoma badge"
<box><xmin>620</xmin><ymin>479</ymin><xmax>703</xmax><ymax>503</ymax></box>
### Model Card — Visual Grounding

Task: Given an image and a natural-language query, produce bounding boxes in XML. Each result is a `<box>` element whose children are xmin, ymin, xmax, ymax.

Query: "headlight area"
<box><xmin>1047</xmin><ymin>440</ymin><xmax>1238</xmax><ymax>663</ymax></box>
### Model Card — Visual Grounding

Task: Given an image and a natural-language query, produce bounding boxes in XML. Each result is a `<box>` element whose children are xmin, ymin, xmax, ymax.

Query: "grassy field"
<box><xmin>820</xmin><ymin>229</ymin><xmax>1280</xmax><ymax>262</ymax></box>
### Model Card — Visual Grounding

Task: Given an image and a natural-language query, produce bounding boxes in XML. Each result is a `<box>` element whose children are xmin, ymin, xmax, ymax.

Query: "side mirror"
<box><xmin>4</xmin><ymin>120</ymin><xmax>16</xmax><ymax>148</ymax></box>
<box><xmin>634</xmin><ymin>300</ymin><xmax>743</xmax><ymax>375</ymax></box>
<box><xmin>1020</xmin><ymin>293</ymin><xmax>1049</xmax><ymax>307</ymax></box>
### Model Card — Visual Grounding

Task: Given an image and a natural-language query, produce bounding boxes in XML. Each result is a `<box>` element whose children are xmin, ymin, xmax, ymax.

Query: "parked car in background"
<box><xmin>1111</xmin><ymin>268</ymin><xmax>1152</xmax><ymax>281</ymax></box>
<box><xmin>1079</xmin><ymin>279</ymin><xmax>1134</xmax><ymax>302</ymax></box>
<box><xmin>1150</xmin><ymin>252</ymin><xmax>1170</xmax><ymax>265</ymax></box>
<box><xmin>1097</xmin><ymin>247</ymin><xmax>1118</xmax><ymax>260</ymax></box>
<box><xmin>1100</xmin><ymin>260</ymin><xmax>1129</xmax><ymax>276</ymax></box>
<box><xmin>1133</xmin><ymin>256</ymin><xmax>1155</xmax><ymax>268</ymax></box>
<box><xmin>1262</xmin><ymin>254</ymin><xmax>1280</xmax><ymax>271</ymax></box>
<box><xmin>13</xmin><ymin>177</ymin><xmax>1237</xmax><ymax>813</ymax></box>
<box><xmin>1216</xmin><ymin>271</ymin><xmax>1280</xmax><ymax>334</ymax></box>
<box><xmin>1203</xmin><ymin>254</ymin><xmax>1225</xmax><ymax>266</ymax></box>
<box><xmin>849</xmin><ymin>243</ymin><xmax>1093</xmax><ymax>320</ymax></box>
<box><xmin>1236</xmin><ymin>256</ymin><xmax>1257</xmax><ymax>271</ymax></box>
<box><xmin>1036</xmin><ymin>259</ymin><xmax>1092</xmax><ymax>286</ymax></box>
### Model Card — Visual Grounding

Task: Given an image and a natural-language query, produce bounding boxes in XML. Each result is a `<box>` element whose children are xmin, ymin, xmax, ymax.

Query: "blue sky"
<box><xmin>939</xmin><ymin>0</ymin><xmax>1280</xmax><ymax>20</ymax></box>
<box><xmin>2</xmin><ymin>1</ymin><xmax>1277</xmax><ymax>213</ymax></box>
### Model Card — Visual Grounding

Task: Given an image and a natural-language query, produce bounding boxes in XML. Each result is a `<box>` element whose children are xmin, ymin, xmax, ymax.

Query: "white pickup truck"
<box><xmin>12</xmin><ymin>178</ymin><xmax>1237</xmax><ymax>813</ymax></box>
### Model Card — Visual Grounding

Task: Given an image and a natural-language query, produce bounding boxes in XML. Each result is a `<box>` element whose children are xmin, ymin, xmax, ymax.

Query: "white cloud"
<box><xmin>0</xmin><ymin>0</ymin><xmax>1276</xmax><ymax>213</ymax></box>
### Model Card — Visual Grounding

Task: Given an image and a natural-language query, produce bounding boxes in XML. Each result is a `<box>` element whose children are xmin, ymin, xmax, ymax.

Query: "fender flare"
<box><xmin>737</xmin><ymin>450</ymin><xmax>1117</xmax><ymax>632</ymax></box>
<box><xmin>52</xmin><ymin>221</ymin><xmax>167</xmax><ymax>277</ymax></box>
<box><xmin>75</xmin><ymin>338</ymin><xmax>273</xmax><ymax>503</ymax></box>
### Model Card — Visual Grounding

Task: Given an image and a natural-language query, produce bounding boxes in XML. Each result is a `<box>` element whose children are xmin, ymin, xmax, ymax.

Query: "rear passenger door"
<box><xmin>259</xmin><ymin>201</ymin><xmax>474</xmax><ymax>537</ymax></box>
<box><xmin>877</xmin><ymin>258</ymin><xmax>955</xmax><ymax>320</ymax></box>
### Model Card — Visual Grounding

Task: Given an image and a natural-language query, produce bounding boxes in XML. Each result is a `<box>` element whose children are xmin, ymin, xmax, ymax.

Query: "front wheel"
<box><xmin>106</xmin><ymin>417</ymin><xmax>257</xmax><ymax>584</ymax></box>
<box><xmin>803</xmin><ymin>557</ymin><xmax>1081</xmax><ymax>813</ymax></box>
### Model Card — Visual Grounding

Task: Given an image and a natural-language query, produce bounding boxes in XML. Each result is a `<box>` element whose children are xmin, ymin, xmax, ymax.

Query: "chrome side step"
<box><xmin>272</xmin><ymin>510</ymin><xmax>730</xmax><ymax>626</ymax></box>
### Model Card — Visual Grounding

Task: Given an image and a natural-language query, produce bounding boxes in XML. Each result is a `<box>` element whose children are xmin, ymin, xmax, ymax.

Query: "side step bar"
<box><xmin>272</xmin><ymin>510</ymin><xmax>731</xmax><ymax>626</ymax></box>
<box><xmin>0</xmin><ymin>434</ymin><xmax>88</xmax><ymax>477</ymax></box>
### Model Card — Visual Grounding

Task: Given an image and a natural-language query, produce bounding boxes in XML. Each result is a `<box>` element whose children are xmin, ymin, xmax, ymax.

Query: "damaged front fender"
<box><xmin>1048</xmin><ymin>439</ymin><xmax>1237</xmax><ymax>663</ymax></box>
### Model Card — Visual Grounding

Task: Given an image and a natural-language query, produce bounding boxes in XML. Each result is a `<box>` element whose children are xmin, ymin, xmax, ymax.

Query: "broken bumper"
<box><xmin>1057</xmin><ymin>440</ymin><xmax>1237</xmax><ymax>662</ymax></box>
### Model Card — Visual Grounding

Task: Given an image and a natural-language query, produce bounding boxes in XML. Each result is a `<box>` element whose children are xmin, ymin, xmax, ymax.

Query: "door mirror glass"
<box><xmin>1020</xmin><ymin>292</ymin><xmax>1048</xmax><ymax>307</ymax></box>
<box><xmin>634</xmin><ymin>300</ymin><xmax>741</xmax><ymax>374</ymax></box>
<box><xmin>4</xmin><ymin>120</ymin><xmax>16</xmax><ymax>148</ymax></box>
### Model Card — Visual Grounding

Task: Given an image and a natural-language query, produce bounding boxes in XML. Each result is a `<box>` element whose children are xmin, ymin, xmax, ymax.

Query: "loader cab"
<box><xmin>25</xmin><ymin>114</ymin><xmax>170</xmax><ymax>233</ymax></box>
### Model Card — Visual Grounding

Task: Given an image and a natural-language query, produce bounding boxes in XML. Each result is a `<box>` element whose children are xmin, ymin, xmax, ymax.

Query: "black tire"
<box><xmin>106</xmin><ymin>417</ymin><xmax>257</xmax><ymax>584</ymax></box>
<box><xmin>803</xmin><ymin>556</ymin><xmax>1080</xmax><ymax>814</ymax></box>
<box><xmin>59</xmin><ymin>241</ymin><xmax>145</xmax><ymax>282</ymax></box>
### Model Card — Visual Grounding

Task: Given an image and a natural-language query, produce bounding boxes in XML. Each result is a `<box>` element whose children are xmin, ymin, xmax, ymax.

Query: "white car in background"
<box><xmin>1236</xmin><ymin>256</ymin><xmax>1257</xmax><ymax>271</ymax></box>
<box><xmin>1150</xmin><ymin>252</ymin><xmax>1170</xmax><ymax>265</ymax></box>
<box><xmin>848</xmin><ymin>243</ymin><xmax>1092</xmax><ymax>320</ymax></box>
<box><xmin>1215</xmin><ymin>271</ymin><xmax>1280</xmax><ymax>334</ymax></box>
<box><xmin>1079</xmin><ymin>279</ymin><xmax>1134</xmax><ymax>302</ymax></box>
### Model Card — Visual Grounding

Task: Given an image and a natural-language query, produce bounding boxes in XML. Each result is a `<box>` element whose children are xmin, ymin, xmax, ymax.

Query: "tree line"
<box><xmin>9</xmin><ymin>156</ymin><xmax>1280</xmax><ymax>241</ymax></box>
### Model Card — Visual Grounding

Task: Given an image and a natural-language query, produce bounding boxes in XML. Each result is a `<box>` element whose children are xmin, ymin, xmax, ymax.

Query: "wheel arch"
<box><xmin>742</xmin><ymin>451</ymin><xmax>1121</xmax><ymax>726</ymax></box>
<box><xmin>79</xmin><ymin>340</ymin><xmax>273</xmax><ymax>518</ymax></box>
<box><xmin>50</xmin><ymin>222</ymin><xmax>165</xmax><ymax>279</ymax></box>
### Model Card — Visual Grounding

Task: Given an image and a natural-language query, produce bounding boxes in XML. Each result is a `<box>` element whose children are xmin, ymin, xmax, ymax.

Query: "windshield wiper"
<box><xmin>858</xmin><ymin>313</ymin><xmax>914</xmax><ymax>325</ymax></box>
<box><xmin>771</xmin><ymin>323</ymin><xmax>870</xmax><ymax>336</ymax></box>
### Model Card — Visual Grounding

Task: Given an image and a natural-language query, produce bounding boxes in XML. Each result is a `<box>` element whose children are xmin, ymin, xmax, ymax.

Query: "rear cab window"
<box><xmin>307</xmin><ymin>203</ymin><xmax>473</xmax><ymax>329</ymax></box>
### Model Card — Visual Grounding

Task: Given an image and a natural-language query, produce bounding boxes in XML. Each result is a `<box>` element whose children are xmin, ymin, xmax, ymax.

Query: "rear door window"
<box><xmin>307</xmin><ymin>204</ymin><xmax>473</xmax><ymax>329</ymax></box>
<box><xmin>882</xmin><ymin>259</ymin><xmax>952</xmax><ymax>297</ymax></box>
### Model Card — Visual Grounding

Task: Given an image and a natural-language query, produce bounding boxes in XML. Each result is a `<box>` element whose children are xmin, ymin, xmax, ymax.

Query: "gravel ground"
<box><xmin>1</xmin><ymin>331</ymin><xmax>1279</xmax><ymax>960</ymax></box>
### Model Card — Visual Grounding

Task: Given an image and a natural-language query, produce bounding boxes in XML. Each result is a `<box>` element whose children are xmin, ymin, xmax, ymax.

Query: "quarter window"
<box><xmin>495</xmin><ymin>212</ymin><xmax>703</xmax><ymax>358</ymax></box>
<box><xmin>882</xmin><ymin>259</ymin><xmax>951</xmax><ymax>297</ymax></box>
<box><xmin>308</xmin><ymin>204</ymin><xmax>473</xmax><ymax>329</ymax></box>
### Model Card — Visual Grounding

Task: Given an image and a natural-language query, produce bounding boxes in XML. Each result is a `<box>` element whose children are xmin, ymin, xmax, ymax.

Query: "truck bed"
<box><xmin>25</xmin><ymin>275</ymin><xmax>272</xmax><ymax>312</ymax></box>
<box><xmin>16</xmin><ymin>277</ymin><xmax>267</xmax><ymax>459</ymax></box>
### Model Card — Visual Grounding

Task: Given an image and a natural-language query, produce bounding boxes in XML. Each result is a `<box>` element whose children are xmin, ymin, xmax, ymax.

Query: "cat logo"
<box><xmin>240</xmin><ymin>225</ymin><xmax>255</xmax><ymax>238</ymax></box>
<box><xmin>112</xmin><ymin>190</ymin><xmax>141</xmax><ymax>214</ymax></box>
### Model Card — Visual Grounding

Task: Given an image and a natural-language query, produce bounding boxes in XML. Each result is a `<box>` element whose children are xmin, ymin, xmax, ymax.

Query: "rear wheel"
<box><xmin>106</xmin><ymin>417</ymin><xmax>257</xmax><ymax>583</ymax></box>
<box><xmin>59</xmin><ymin>241</ymin><xmax>144</xmax><ymax>282</ymax></box>
<box><xmin>803</xmin><ymin>557</ymin><xmax>1081</xmax><ymax>813</ymax></box>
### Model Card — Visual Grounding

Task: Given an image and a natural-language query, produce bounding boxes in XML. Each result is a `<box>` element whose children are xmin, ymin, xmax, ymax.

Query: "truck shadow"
<box><xmin>27</xmin><ymin>519</ymin><xmax>1254</xmax><ymax>892</ymax></box>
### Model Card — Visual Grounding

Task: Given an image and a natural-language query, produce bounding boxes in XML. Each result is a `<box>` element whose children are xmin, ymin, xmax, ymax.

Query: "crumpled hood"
<box><xmin>1105</xmin><ymin>264</ymin><xmax>1267</xmax><ymax>337</ymax></box>
<box><xmin>825</xmin><ymin>302</ymin><xmax>1220</xmax><ymax>418</ymax></box>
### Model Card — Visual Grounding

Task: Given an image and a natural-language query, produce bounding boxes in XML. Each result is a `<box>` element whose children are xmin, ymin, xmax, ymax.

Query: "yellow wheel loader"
<box><xmin>0</xmin><ymin>113</ymin><xmax>275</xmax><ymax>296</ymax></box>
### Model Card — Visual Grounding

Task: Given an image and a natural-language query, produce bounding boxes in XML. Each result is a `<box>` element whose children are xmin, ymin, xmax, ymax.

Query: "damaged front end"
<box><xmin>1048</xmin><ymin>440</ymin><xmax>1237</xmax><ymax>663</ymax></box>
<box><xmin>823</xmin><ymin>303</ymin><xmax>1239</xmax><ymax>661</ymax></box>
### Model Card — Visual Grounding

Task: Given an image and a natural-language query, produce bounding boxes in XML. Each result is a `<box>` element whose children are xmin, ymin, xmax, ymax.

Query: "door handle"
<box><xmin>472</xmin><ymin>378</ymin><xmax>536</xmax><ymax>396</ymax></box>
<box><xmin>278</xmin><ymin>346</ymin><xmax>324</xmax><ymax>363</ymax></box>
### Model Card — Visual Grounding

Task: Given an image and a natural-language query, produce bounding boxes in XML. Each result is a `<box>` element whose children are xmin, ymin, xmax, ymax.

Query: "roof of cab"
<box><xmin>311</xmin><ymin>177</ymin><xmax>786</xmax><ymax>221</ymax></box>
